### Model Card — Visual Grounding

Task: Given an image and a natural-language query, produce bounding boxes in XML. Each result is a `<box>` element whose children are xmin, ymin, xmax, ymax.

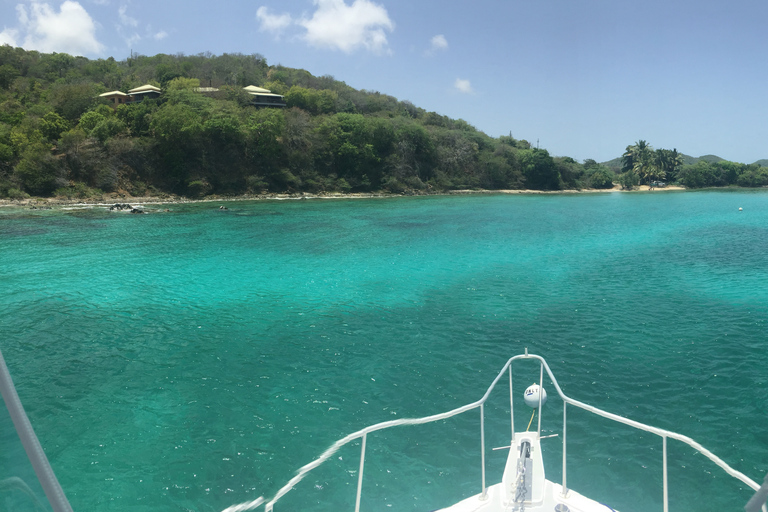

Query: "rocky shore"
<box><xmin>0</xmin><ymin>184</ymin><xmax>686</xmax><ymax>210</ymax></box>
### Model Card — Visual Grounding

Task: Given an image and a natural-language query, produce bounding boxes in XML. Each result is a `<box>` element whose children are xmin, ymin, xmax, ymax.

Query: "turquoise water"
<box><xmin>0</xmin><ymin>191</ymin><xmax>766</xmax><ymax>511</ymax></box>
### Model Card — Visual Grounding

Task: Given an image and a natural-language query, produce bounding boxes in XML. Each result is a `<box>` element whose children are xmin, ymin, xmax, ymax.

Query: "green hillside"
<box><xmin>698</xmin><ymin>154</ymin><xmax>725</xmax><ymax>164</ymax></box>
<box><xmin>1</xmin><ymin>47</ymin><xmax>766</xmax><ymax>200</ymax></box>
<box><xmin>1</xmin><ymin>47</ymin><xmax>627</xmax><ymax>200</ymax></box>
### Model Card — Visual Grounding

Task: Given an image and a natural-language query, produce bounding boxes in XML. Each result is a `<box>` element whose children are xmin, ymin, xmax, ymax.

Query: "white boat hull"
<box><xmin>439</xmin><ymin>431</ymin><xmax>617</xmax><ymax>512</ymax></box>
<box><xmin>439</xmin><ymin>480</ymin><xmax>616</xmax><ymax>512</ymax></box>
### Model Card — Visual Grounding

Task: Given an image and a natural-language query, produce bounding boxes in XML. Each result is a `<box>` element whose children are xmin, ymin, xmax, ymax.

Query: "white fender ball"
<box><xmin>524</xmin><ymin>383</ymin><xmax>547</xmax><ymax>408</ymax></box>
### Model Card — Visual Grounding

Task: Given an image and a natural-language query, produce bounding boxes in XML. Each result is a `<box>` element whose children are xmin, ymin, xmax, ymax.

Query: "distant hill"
<box><xmin>600</xmin><ymin>157</ymin><xmax>622</xmax><ymax>171</ymax></box>
<box><xmin>601</xmin><ymin>153</ymin><xmax>766</xmax><ymax>170</ymax></box>
<box><xmin>680</xmin><ymin>154</ymin><xmax>700</xmax><ymax>165</ymax></box>
<box><xmin>697</xmin><ymin>154</ymin><xmax>725</xmax><ymax>164</ymax></box>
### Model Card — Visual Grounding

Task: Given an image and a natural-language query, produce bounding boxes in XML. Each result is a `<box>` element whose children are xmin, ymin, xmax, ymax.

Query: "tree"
<box><xmin>40</xmin><ymin>112</ymin><xmax>70</xmax><ymax>141</ymax></box>
<box><xmin>619</xmin><ymin>169</ymin><xmax>639</xmax><ymax>190</ymax></box>
<box><xmin>285</xmin><ymin>86</ymin><xmax>316</xmax><ymax>113</ymax></box>
<box><xmin>14</xmin><ymin>143</ymin><xmax>67</xmax><ymax>195</ymax></box>
<box><xmin>280</xmin><ymin>108</ymin><xmax>312</xmax><ymax>183</ymax></box>
<box><xmin>736</xmin><ymin>166</ymin><xmax>768</xmax><ymax>187</ymax></box>
<box><xmin>316</xmin><ymin>113</ymin><xmax>383</xmax><ymax>190</ymax></box>
<box><xmin>0</xmin><ymin>64</ymin><xmax>20</xmax><ymax>89</ymax></box>
<box><xmin>385</xmin><ymin>120</ymin><xmax>434</xmax><ymax>185</ymax></box>
<box><xmin>623</xmin><ymin>140</ymin><xmax>663</xmax><ymax>185</ymax></box>
<box><xmin>430</xmin><ymin>128</ymin><xmax>481</xmax><ymax>188</ymax></box>
<box><xmin>519</xmin><ymin>148</ymin><xmax>559</xmax><ymax>190</ymax></box>
<box><xmin>668</xmin><ymin>148</ymin><xmax>683</xmax><ymax>182</ymax></box>
<box><xmin>588</xmin><ymin>167</ymin><xmax>615</xmax><ymax>189</ymax></box>
<box><xmin>554</xmin><ymin>156</ymin><xmax>584</xmax><ymax>189</ymax></box>
<box><xmin>150</xmin><ymin>103</ymin><xmax>204</xmax><ymax>191</ymax></box>
<box><xmin>621</xmin><ymin>143</ymin><xmax>640</xmax><ymax>173</ymax></box>
<box><xmin>654</xmin><ymin>148</ymin><xmax>683</xmax><ymax>183</ymax></box>
<box><xmin>116</xmin><ymin>100</ymin><xmax>157</xmax><ymax>136</ymax></box>
<box><xmin>479</xmin><ymin>150</ymin><xmax>523</xmax><ymax>189</ymax></box>
<box><xmin>91</xmin><ymin>117</ymin><xmax>128</xmax><ymax>143</ymax></box>
<box><xmin>78</xmin><ymin>111</ymin><xmax>106</xmax><ymax>134</ymax></box>
<box><xmin>58</xmin><ymin>128</ymin><xmax>107</xmax><ymax>186</ymax></box>
<box><xmin>0</xmin><ymin>99</ymin><xmax>26</xmax><ymax>126</ymax></box>
<box><xmin>49</xmin><ymin>82</ymin><xmax>98</xmax><ymax>121</ymax></box>
<box><xmin>166</xmin><ymin>77</ymin><xmax>201</xmax><ymax>91</ymax></box>
<box><xmin>245</xmin><ymin>108</ymin><xmax>284</xmax><ymax>165</ymax></box>
<box><xmin>201</xmin><ymin>108</ymin><xmax>247</xmax><ymax>192</ymax></box>
<box><xmin>285</xmin><ymin>86</ymin><xmax>339</xmax><ymax>115</ymax></box>
<box><xmin>9</xmin><ymin>123</ymin><xmax>43</xmax><ymax>158</ymax></box>
<box><xmin>678</xmin><ymin>161</ymin><xmax>718</xmax><ymax>188</ymax></box>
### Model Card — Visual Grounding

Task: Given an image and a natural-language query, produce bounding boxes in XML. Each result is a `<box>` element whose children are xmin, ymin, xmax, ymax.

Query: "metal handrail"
<box><xmin>221</xmin><ymin>352</ymin><xmax>766</xmax><ymax>512</ymax></box>
<box><xmin>0</xmin><ymin>349</ymin><xmax>73</xmax><ymax>512</ymax></box>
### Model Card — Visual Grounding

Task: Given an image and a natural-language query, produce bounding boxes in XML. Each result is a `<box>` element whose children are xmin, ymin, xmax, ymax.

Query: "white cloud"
<box><xmin>298</xmin><ymin>0</ymin><xmax>394</xmax><ymax>54</ymax></box>
<box><xmin>256</xmin><ymin>6</ymin><xmax>292</xmax><ymax>35</ymax></box>
<box><xmin>0</xmin><ymin>28</ymin><xmax>19</xmax><ymax>46</ymax></box>
<box><xmin>454</xmin><ymin>78</ymin><xmax>473</xmax><ymax>94</ymax></box>
<box><xmin>116</xmin><ymin>5</ymin><xmax>140</xmax><ymax>47</ymax></box>
<box><xmin>430</xmin><ymin>34</ymin><xmax>447</xmax><ymax>51</ymax></box>
<box><xmin>256</xmin><ymin>0</ymin><xmax>394</xmax><ymax>54</ymax></box>
<box><xmin>121</xmin><ymin>31</ymin><xmax>140</xmax><ymax>47</ymax></box>
<box><xmin>114</xmin><ymin>6</ymin><xmax>170</xmax><ymax>48</ymax></box>
<box><xmin>11</xmin><ymin>1</ymin><xmax>104</xmax><ymax>56</ymax></box>
<box><xmin>17</xmin><ymin>4</ymin><xmax>29</xmax><ymax>26</ymax></box>
<box><xmin>118</xmin><ymin>5</ymin><xmax>137</xmax><ymax>27</ymax></box>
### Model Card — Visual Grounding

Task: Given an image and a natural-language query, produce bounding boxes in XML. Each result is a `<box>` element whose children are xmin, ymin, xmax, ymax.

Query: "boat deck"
<box><xmin>440</xmin><ymin>480</ymin><xmax>615</xmax><ymax>512</ymax></box>
<box><xmin>440</xmin><ymin>431</ymin><xmax>617</xmax><ymax>512</ymax></box>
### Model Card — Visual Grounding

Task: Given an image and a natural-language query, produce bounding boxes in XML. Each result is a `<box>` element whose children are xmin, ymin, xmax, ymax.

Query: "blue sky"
<box><xmin>1</xmin><ymin>0</ymin><xmax>767</xmax><ymax>163</ymax></box>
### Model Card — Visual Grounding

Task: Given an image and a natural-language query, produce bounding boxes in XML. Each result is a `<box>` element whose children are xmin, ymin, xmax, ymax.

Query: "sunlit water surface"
<box><xmin>0</xmin><ymin>191</ymin><xmax>766</xmax><ymax>511</ymax></box>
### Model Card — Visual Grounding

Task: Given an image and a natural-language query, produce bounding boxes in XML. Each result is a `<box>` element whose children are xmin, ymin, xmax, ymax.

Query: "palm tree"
<box><xmin>622</xmin><ymin>139</ymin><xmax>649</xmax><ymax>166</ymax></box>
<box><xmin>621</xmin><ymin>145</ymin><xmax>637</xmax><ymax>174</ymax></box>
<box><xmin>652</xmin><ymin>148</ymin><xmax>685</xmax><ymax>184</ymax></box>
<box><xmin>653</xmin><ymin>149</ymin><xmax>672</xmax><ymax>183</ymax></box>
<box><xmin>624</xmin><ymin>140</ymin><xmax>658</xmax><ymax>185</ymax></box>
<box><xmin>669</xmin><ymin>148</ymin><xmax>684</xmax><ymax>182</ymax></box>
<box><xmin>622</xmin><ymin>140</ymin><xmax>648</xmax><ymax>172</ymax></box>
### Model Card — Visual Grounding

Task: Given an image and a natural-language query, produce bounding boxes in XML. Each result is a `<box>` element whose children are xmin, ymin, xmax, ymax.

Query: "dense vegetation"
<box><xmin>614</xmin><ymin>140</ymin><xmax>768</xmax><ymax>190</ymax></box>
<box><xmin>0</xmin><ymin>46</ymin><xmax>765</xmax><ymax>200</ymax></box>
<box><xmin>0</xmin><ymin>47</ymin><xmax>622</xmax><ymax>200</ymax></box>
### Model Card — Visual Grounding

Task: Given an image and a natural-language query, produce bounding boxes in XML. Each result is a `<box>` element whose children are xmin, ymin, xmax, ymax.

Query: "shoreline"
<box><xmin>0</xmin><ymin>184</ymin><xmax>687</xmax><ymax>209</ymax></box>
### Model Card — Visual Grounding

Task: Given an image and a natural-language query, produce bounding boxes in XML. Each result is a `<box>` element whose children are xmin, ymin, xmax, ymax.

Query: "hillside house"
<box><xmin>99</xmin><ymin>84</ymin><xmax>162</xmax><ymax>109</ymax></box>
<box><xmin>127</xmin><ymin>84</ymin><xmax>162</xmax><ymax>102</ymax></box>
<box><xmin>99</xmin><ymin>90</ymin><xmax>130</xmax><ymax>108</ymax></box>
<box><xmin>243</xmin><ymin>85</ymin><xmax>286</xmax><ymax>107</ymax></box>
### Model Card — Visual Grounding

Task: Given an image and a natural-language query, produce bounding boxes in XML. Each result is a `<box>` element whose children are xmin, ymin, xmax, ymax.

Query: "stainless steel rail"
<box><xmin>0</xmin><ymin>349</ymin><xmax>73</xmax><ymax>512</ymax></box>
<box><xmin>222</xmin><ymin>352</ymin><xmax>766</xmax><ymax>512</ymax></box>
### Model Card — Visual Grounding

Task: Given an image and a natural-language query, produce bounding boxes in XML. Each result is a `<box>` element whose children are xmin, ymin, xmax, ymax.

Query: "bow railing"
<box><xmin>222</xmin><ymin>351</ymin><xmax>766</xmax><ymax>512</ymax></box>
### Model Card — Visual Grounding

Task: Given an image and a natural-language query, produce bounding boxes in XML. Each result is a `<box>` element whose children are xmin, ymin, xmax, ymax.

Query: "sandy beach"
<box><xmin>0</xmin><ymin>184</ymin><xmax>687</xmax><ymax>209</ymax></box>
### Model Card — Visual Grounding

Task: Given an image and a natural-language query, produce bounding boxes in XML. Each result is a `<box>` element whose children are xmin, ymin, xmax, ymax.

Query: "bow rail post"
<box><xmin>537</xmin><ymin>362</ymin><xmax>544</xmax><ymax>435</ymax></box>
<box><xmin>509</xmin><ymin>366</ymin><xmax>515</xmax><ymax>441</ymax></box>
<box><xmin>480</xmin><ymin>403</ymin><xmax>487</xmax><ymax>500</ymax></box>
<box><xmin>662</xmin><ymin>435</ymin><xmax>668</xmax><ymax>512</ymax></box>
<box><xmin>561</xmin><ymin>401</ymin><xmax>568</xmax><ymax>497</ymax></box>
<box><xmin>354</xmin><ymin>433</ymin><xmax>367</xmax><ymax>512</ymax></box>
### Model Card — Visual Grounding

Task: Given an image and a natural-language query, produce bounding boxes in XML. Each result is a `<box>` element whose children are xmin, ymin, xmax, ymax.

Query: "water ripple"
<box><xmin>0</xmin><ymin>192</ymin><xmax>766</xmax><ymax>511</ymax></box>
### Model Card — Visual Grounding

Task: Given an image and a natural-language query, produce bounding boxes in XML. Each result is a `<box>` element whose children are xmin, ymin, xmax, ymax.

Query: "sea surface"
<box><xmin>0</xmin><ymin>191</ymin><xmax>766</xmax><ymax>512</ymax></box>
